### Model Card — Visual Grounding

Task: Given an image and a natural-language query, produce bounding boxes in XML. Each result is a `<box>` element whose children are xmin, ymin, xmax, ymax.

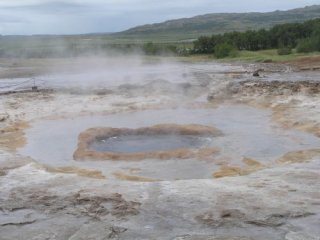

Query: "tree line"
<box><xmin>193</xmin><ymin>18</ymin><xmax>320</xmax><ymax>57</ymax></box>
<box><xmin>1</xmin><ymin>18</ymin><xmax>319</xmax><ymax>58</ymax></box>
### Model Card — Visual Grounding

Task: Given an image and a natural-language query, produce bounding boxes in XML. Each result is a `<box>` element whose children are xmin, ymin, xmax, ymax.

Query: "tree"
<box><xmin>214</xmin><ymin>43</ymin><xmax>237</xmax><ymax>58</ymax></box>
<box><xmin>194</xmin><ymin>36</ymin><xmax>215</xmax><ymax>54</ymax></box>
<box><xmin>193</xmin><ymin>18</ymin><xmax>320</xmax><ymax>54</ymax></box>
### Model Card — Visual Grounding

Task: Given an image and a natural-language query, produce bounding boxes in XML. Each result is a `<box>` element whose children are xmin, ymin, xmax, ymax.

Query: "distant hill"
<box><xmin>116</xmin><ymin>5</ymin><xmax>320</xmax><ymax>41</ymax></box>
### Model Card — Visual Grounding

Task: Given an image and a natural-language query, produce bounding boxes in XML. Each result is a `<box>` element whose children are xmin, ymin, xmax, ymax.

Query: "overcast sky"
<box><xmin>0</xmin><ymin>0</ymin><xmax>319</xmax><ymax>35</ymax></box>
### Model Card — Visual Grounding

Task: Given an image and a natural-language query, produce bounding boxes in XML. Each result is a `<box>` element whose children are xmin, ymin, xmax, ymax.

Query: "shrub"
<box><xmin>297</xmin><ymin>36</ymin><xmax>320</xmax><ymax>53</ymax></box>
<box><xmin>142</xmin><ymin>42</ymin><xmax>178</xmax><ymax>56</ymax></box>
<box><xmin>214</xmin><ymin>43</ymin><xmax>238</xmax><ymax>59</ymax></box>
<box><xmin>277</xmin><ymin>48</ymin><xmax>292</xmax><ymax>55</ymax></box>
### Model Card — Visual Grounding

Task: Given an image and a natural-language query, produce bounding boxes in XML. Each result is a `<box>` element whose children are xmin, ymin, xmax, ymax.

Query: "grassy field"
<box><xmin>0</xmin><ymin>34</ymin><xmax>195</xmax><ymax>58</ymax></box>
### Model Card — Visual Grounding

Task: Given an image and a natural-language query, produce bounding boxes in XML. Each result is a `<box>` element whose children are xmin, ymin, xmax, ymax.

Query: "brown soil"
<box><xmin>44</xmin><ymin>166</ymin><xmax>106</xmax><ymax>179</ymax></box>
<box><xmin>213</xmin><ymin>158</ymin><xmax>265</xmax><ymax>178</ymax></box>
<box><xmin>277</xmin><ymin>149</ymin><xmax>320</xmax><ymax>164</ymax></box>
<box><xmin>213</xmin><ymin>166</ymin><xmax>245</xmax><ymax>178</ymax></box>
<box><xmin>243</xmin><ymin>157</ymin><xmax>263</xmax><ymax>167</ymax></box>
<box><xmin>0</xmin><ymin>121</ymin><xmax>30</xmax><ymax>151</ymax></box>
<box><xmin>197</xmin><ymin>147</ymin><xmax>220</xmax><ymax>161</ymax></box>
<box><xmin>284</xmin><ymin>56</ymin><xmax>320</xmax><ymax>71</ymax></box>
<box><xmin>229</xmin><ymin>81</ymin><xmax>320</xmax><ymax>96</ymax></box>
<box><xmin>272</xmin><ymin>104</ymin><xmax>320</xmax><ymax>138</ymax></box>
<box><xmin>113</xmin><ymin>172</ymin><xmax>158</xmax><ymax>182</ymax></box>
<box><xmin>73</xmin><ymin>124</ymin><xmax>223</xmax><ymax>161</ymax></box>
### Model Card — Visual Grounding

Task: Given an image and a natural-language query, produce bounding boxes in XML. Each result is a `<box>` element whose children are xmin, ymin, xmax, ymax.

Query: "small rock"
<box><xmin>253</xmin><ymin>69</ymin><xmax>264</xmax><ymax>77</ymax></box>
<box><xmin>0</xmin><ymin>170</ymin><xmax>7</xmax><ymax>176</ymax></box>
<box><xmin>0</xmin><ymin>113</ymin><xmax>9</xmax><ymax>122</ymax></box>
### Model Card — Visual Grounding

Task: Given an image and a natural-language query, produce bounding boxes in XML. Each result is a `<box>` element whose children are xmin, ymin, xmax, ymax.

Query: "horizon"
<box><xmin>0</xmin><ymin>1</ymin><xmax>319</xmax><ymax>35</ymax></box>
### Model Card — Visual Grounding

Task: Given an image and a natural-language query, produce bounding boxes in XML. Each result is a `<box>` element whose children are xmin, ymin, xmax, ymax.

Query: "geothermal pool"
<box><xmin>19</xmin><ymin>105</ymin><xmax>320</xmax><ymax>181</ymax></box>
<box><xmin>90</xmin><ymin>135</ymin><xmax>210</xmax><ymax>154</ymax></box>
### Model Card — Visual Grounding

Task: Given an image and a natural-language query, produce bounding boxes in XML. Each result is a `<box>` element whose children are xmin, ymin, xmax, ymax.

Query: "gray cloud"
<box><xmin>0</xmin><ymin>0</ymin><xmax>319</xmax><ymax>35</ymax></box>
<box><xmin>2</xmin><ymin>1</ymin><xmax>90</xmax><ymax>14</ymax></box>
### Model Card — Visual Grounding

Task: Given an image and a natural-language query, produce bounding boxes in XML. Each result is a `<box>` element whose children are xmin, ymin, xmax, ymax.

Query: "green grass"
<box><xmin>220</xmin><ymin>49</ymin><xmax>320</xmax><ymax>63</ymax></box>
<box><xmin>1</xmin><ymin>34</ymin><xmax>319</xmax><ymax>64</ymax></box>
<box><xmin>169</xmin><ymin>49</ymin><xmax>320</xmax><ymax>64</ymax></box>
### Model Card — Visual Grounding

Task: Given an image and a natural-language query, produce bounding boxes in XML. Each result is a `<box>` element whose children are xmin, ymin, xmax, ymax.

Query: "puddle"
<box><xmin>19</xmin><ymin>105</ymin><xmax>320</xmax><ymax>181</ymax></box>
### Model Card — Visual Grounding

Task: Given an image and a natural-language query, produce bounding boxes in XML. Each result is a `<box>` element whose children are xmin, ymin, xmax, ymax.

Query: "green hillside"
<box><xmin>1</xmin><ymin>4</ymin><xmax>320</xmax><ymax>57</ymax></box>
<box><xmin>116</xmin><ymin>5</ymin><xmax>320</xmax><ymax>41</ymax></box>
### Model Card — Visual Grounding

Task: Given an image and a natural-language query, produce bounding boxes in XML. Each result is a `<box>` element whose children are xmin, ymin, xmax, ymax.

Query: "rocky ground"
<box><xmin>0</xmin><ymin>58</ymin><xmax>319</xmax><ymax>240</ymax></box>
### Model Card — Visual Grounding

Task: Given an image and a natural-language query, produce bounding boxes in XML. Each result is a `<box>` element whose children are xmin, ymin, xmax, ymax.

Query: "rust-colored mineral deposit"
<box><xmin>73</xmin><ymin>124</ymin><xmax>222</xmax><ymax>161</ymax></box>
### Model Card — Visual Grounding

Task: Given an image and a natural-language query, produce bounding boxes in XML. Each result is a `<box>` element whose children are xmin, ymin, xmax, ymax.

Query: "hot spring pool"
<box><xmin>90</xmin><ymin>135</ymin><xmax>210</xmax><ymax>153</ymax></box>
<box><xmin>19</xmin><ymin>105</ymin><xmax>320</xmax><ymax>181</ymax></box>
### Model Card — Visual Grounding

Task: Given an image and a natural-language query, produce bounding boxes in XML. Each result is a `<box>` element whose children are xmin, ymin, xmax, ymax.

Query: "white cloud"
<box><xmin>0</xmin><ymin>0</ymin><xmax>319</xmax><ymax>35</ymax></box>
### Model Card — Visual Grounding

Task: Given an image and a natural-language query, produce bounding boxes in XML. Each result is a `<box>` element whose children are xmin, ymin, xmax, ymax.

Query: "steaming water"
<box><xmin>39</xmin><ymin>61</ymin><xmax>245</xmax><ymax>91</ymax></box>
<box><xmin>1</xmin><ymin>59</ymin><xmax>319</xmax><ymax>94</ymax></box>
<box><xmin>19</xmin><ymin>105</ymin><xmax>320</xmax><ymax>181</ymax></box>
<box><xmin>0</xmin><ymin>61</ymin><xmax>240</xmax><ymax>93</ymax></box>
<box><xmin>90</xmin><ymin>135</ymin><xmax>210</xmax><ymax>153</ymax></box>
